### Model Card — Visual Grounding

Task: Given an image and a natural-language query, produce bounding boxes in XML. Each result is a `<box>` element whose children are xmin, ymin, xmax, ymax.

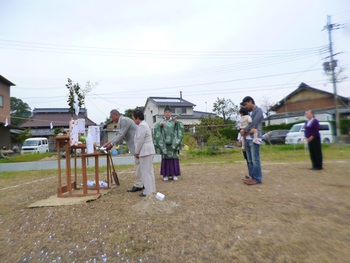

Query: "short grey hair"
<box><xmin>110</xmin><ymin>109</ymin><xmax>121</xmax><ymax>115</ymax></box>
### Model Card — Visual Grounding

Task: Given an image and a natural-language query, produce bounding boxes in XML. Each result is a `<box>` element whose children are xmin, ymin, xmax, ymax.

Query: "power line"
<box><xmin>0</xmin><ymin>39</ymin><xmax>327</xmax><ymax>58</ymax></box>
<box><xmin>81</xmin><ymin>79</ymin><xmax>350</xmax><ymax>100</ymax></box>
<box><xmin>5</xmin><ymin>44</ymin><xmax>328</xmax><ymax>88</ymax></box>
<box><xmin>83</xmin><ymin>68</ymin><xmax>336</xmax><ymax>96</ymax></box>
<box><xmin>263</xmin><ymin>60</ymin><xmax>323</xmax><ymax>98</ymax></box>
<box><xmin>13</xmin><ymin>59</ymin><xmax>345</xmax><ymax>93</ymax></box>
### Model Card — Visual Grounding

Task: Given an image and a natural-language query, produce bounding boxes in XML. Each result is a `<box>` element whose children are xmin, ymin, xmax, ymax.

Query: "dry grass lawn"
<box><xmin>0</xmin><ymin>146</ymin><xmax>350</xmax><ymax>262</ymax></box>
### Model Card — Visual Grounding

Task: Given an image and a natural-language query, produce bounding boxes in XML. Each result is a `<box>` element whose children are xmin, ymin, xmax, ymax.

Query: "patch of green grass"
<box><xmin>0</xmin><ymin>169</ymin><xmax>55</xmax><ymax>179</ymax></box>
<box><xmin>181</xmin><ymin>144</ymin><xmax>350</xmax><ymax>163</ymax></box>
<box><xmin>187</xmin><ymin>146</ymin><xmax>224</xmax><ymax>156</ymax></box>
<box><xmin>0</xmin><ymin>152</ymin><xmax>56</xmax><ymax>163</ymax></box>
<box><xmin>0</xmin><ymin>163</ymin><xmax>136</xmax><ymax>179</ymax></box>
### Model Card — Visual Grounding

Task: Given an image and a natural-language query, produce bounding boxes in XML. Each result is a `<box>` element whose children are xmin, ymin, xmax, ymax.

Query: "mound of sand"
<box><xmin>131</xmin><ymin>192</ymin><xmax>180</xmax><ymax>216</ymax></box>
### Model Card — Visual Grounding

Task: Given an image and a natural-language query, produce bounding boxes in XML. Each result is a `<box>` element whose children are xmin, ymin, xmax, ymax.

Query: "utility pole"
<box><xmin>323</xmin><ymin>15</ymin><xmax>343</xmax><ymax>139</ymax></box>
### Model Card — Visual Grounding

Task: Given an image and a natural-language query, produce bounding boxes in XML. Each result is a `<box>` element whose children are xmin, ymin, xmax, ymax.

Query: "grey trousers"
<box><xmin>134</xmin><ymin>157</ymin><xmax>143</xmax><ymax>188</ymax></box>
<box><xmin>139</xmin><ymin>154</ymin><xmax>156</xmax><ymax>195</ymax></box>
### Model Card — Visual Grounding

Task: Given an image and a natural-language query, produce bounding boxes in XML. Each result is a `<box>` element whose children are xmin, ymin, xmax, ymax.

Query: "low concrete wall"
<box><xmin>0</xmin><ymin>154</ymin><xmax>162</xmax><ymax>172</ymax></box>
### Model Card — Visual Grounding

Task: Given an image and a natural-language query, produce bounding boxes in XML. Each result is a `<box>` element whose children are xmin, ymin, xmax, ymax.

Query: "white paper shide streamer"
<box><xmin>73</xmin><ymin>93</ymin><xmax>80</xmax><ymax>116</ymax></box>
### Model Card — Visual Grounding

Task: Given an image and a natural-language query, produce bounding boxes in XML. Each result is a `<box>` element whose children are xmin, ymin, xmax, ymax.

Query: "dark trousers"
<box><xmin>308</xmin><ymin>136</ymin><xmax>323</xmax><ymax>169</ymax></box>
<box><xmin>242</xmin><ymin>151</ymin><xmax>250</xmax><ymax>176</ymax></box>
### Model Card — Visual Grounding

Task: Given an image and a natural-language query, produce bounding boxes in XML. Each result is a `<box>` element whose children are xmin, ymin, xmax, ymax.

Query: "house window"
<box><xmin>0</xmin><ymin>95</ymin><xmax>3</xmax><ymax>107</ymax></box>
<box><xmin>175</xmin><ymin>108</ymin><xmax>187</xmax><ymax>114</ymax></box>
<box><xmin>153</xmin><ymin>116</ymin><xmax>156</xmax><ymax>123</ymax></box>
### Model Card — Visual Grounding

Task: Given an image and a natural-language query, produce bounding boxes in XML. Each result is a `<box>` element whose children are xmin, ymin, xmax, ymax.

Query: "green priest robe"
<box><xmin>153</xmin><ymin>119</ymin><xmax>184</xmax><ymax>159</ymax></box>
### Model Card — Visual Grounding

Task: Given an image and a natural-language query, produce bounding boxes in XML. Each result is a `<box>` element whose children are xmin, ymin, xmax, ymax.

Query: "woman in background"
<box><xmin>304</xmin><ymin>109</ymin><xmax>323</xmax><ymax>170</ymax></box>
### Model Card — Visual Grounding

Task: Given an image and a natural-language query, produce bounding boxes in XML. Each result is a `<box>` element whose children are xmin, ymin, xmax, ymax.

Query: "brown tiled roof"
<box><xmin>271</xmin><ymin>82</ymin><xmax>350</xmax><ymax>111</ymax></box>
<box><xmin>20</xmin><ymin>108</ymin><xmax>96</xmax><ymax>128</ymax></box>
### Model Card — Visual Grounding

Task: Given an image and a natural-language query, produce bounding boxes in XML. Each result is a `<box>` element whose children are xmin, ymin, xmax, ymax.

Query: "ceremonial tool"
<box><xmin>109</xmin><ymin>153</ymin><xmax>120</xmax><ymax>186</ymax></box>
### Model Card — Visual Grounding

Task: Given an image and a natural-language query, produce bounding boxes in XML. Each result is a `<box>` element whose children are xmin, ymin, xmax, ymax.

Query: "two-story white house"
<box><xmin>143</xmin><ymin>94</ymin><xmax>217</xmax><ymax>131</ymax></box>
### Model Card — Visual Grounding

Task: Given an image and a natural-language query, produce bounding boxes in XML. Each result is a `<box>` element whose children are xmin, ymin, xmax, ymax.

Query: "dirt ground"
<box><xmin>0</xmin><ymin>157</ymin><xmax>350</xmax><ymax>262</ymax></box>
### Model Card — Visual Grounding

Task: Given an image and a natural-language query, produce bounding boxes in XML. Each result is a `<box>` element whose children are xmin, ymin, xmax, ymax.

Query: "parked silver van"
<box><xmin>21</xmin><ymin>138</ymin><xmax>49</xmax><ymax>154</ymax></box>
<box><xmin>285</xmin><ymin>122</ymin><xmax>334</xmax><ymax>144</ymax></box>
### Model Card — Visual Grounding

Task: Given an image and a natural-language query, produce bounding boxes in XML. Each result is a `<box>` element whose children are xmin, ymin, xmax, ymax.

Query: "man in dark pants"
<box><xmin>304</xmin><ymin>110</ymin><xmax>323</xmax><ymax>170</ymax></box>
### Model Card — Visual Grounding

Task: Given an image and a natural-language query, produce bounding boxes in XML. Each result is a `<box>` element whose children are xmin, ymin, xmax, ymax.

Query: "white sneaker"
<box><xmin>163</xmin><ymin>176</ymin><xmax>169</xmax><ymax>181</ymax></box>
<box><xmin>173</xmin><ymin>175</ymin><xmax>178</xmax><ymax>181</ymax></box>
<box><xmin>253</xmin><ymin>138</ymin><xmax>261</xmax><ymax>144</ymax></box>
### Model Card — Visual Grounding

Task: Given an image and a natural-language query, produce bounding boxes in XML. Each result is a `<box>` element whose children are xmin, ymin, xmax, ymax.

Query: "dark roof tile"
<box><xmin>148</xmin><ymin>97</ymin><xmax>196</xmax><ymax>107</ymax></box>
<box><xmin>20</xmin><ymin>108</ymin><xmax>96</xmax><ymax>128</ymax></box>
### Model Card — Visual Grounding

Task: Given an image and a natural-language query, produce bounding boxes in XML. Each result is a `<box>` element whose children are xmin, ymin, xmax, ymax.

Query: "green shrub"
<box><xmin>208</xmin><ymin>136</ymin><xmax>225</xmax><ymax>149</ymax></box>
<box><xmin>187</xmin><ymin>146</ymin><xmax>218</xmax><ymax>156</ymax></box>
<box><xmin>122</xmin><ymin>145</ymin><xmax>129</xmax><ymax>154</ymax></box>
<box><xmin>218</xmin><ymin>127</ymin><xmax>238</xmax><ymax>141</ymax></box>
<box><xmin>183</xmin><ymin>132</ymin><xmax>197</xmax><ymax>150</ymax></box>
<box><xmin>340</xmin><ymin>119</ymin><xmax>350</xmax><ymax>135</ymax></box>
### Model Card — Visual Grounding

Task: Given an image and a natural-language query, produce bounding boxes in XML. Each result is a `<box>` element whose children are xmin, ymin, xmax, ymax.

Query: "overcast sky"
<box><xmin>1</xmin><ymin>0</ymin><xmax>350</xmax><ymax>125</ymax></box>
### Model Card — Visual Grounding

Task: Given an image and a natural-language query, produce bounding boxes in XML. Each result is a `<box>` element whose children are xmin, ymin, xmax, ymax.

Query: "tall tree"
<box><xmin>13</xmin><ymin>128</ymin><xmax>32</xmax><ymax>144</ymax></box>
<box><xmin>123</xmin><ymin>109</ymin><xmax>133</xmax><ymax>119</ymax></box>
<box><xmin>10</xmin><ymin>97</ymin><xmax>31</xmax><ymax>126</ymax></box>
<box><xmin>323</xmin><ymin>66</ymin><xmax>347</xmax><ymax>84</ymax></box>
<box><xmin>194</xmin><ymin>115</ymin><xmax>225</xmax><ymax>145</ymax></box>
<box><xmin>212</xmin><ymin>97</ymin><xmax>239</xmax><ymax>124</ymax></box>
<box><xmin>260</xmin><ymin>97</ymin><xmax>276</xmax><ymax>126</ymax></box>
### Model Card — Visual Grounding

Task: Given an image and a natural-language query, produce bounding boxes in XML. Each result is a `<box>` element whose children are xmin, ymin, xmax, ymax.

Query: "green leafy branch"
<box><xmin>66</xmin><ymin>78</ymin><xmax>84</xmax><ymax>115</ymax></box>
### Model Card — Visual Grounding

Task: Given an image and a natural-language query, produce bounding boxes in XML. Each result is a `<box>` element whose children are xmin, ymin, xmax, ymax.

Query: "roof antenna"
<box><xmin>180</xmin><ymin>91</ymin><xmax>182</xmax><ymax>99</ymax></box>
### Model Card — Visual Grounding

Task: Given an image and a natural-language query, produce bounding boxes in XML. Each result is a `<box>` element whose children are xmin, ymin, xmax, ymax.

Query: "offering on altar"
<box><xmin>69</xmin><ymin>119</ymin><xmax>79</xmax><ymax>146</ymax></box>
<box><xmin>88</xmin><ymin>126</ymin><xmax>101</xmax><ymax>146</ymax></box>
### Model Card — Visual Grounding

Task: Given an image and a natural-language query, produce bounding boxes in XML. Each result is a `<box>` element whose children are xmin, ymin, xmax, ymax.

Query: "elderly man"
<box><xmin>103</xmin><ymin>109</ymin><xmax>143</xmax><ymax>192</ymax></box>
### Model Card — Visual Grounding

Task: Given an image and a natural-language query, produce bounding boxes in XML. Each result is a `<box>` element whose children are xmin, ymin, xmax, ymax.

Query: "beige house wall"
<box><xmin>144</xmin><ymin>99</ymin><xmax>198</xmax><ymax>129</ymax></box>
<box><xmin>0</xmin><ymin>82</ymin><xmax>11</xmax><ymax>123</ymax></box>
<box><xmin>276</xmin><ymin>90</ymin><xmax>342</xmax><ymax>114</ymax></box>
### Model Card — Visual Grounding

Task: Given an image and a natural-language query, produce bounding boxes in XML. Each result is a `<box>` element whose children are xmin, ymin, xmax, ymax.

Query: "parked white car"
<box><xmin>21</xmin><ymin>138</ymin><xmax>49</xmax><ymax>154</ymax></box>
<box><xmin>285</xmin><ymin>122</ymin><xmax>334</xmax><ymax>144</ymax></box>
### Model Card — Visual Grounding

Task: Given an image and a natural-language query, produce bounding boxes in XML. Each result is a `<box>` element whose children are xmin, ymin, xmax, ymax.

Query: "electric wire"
<box><xmin>0</xmin><ymin>39</ymin><xmax>327</xmax><ymax>59</ymax></box>
<box><xmin>7</xmin><ymin>48</ymin><xmax>328</xmax><ymax>87</ymax></box>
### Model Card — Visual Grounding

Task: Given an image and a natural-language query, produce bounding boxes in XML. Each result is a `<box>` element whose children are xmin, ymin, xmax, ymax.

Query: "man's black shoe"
<box><xmin>139</xmin><ymin>193</ymin><xmax>146</xmax><ymax>197</ymax></box>
<box><xmin>127</xmin><ymin>186</ymin><xmax>144</xmax><ymax>192</ymax></box>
